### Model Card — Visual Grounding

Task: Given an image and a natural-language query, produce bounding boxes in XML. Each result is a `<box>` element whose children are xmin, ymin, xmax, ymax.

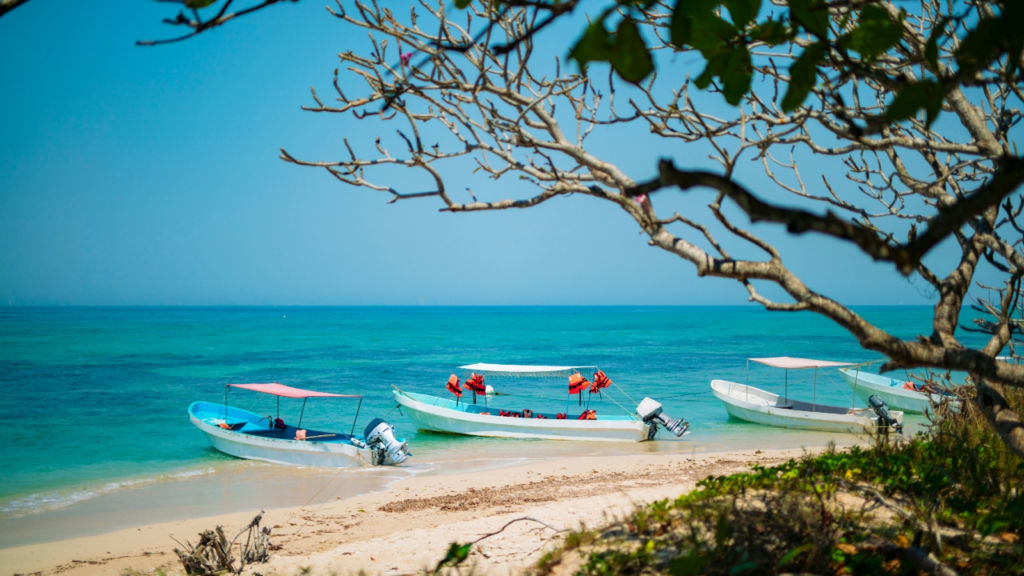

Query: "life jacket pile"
<box><xmin>556</xmin><ymin>413</ymin><xmax>567</xmax><ymax>419</ymax></box>
<box><xmin>464</xmin><ymin>373</ymin><xmax>487</xmax><ymax>394</ymax></box>
<box><xmin>274</xmin><ymin>418</ymin><xmax>286</xmax><ymax>430</ymax></box>
<box><xmin>591</xmin><ymin>370</ymin><xmax>612</xmax><ymax>394</ymax></box>
<box><xmin>535</xmin><ymin>414</ymin><xmax>548</xmax><ymax>419</ymax></box>
<box><xmin>522</xmin><ymin>409</ymin><xmax>533</xmax><ymax>418</ymax></box>
<box><xmin>446</xmin><ymin>374</ymin><xmax>463</xmax><ymax>398</ymax></box>
<box><xmin>499</xmin><ymin>410</ymin><xmax>523</xmax><ymax>418</ymax></box>
<box><xmin>577</xmin><ymin>410</ymin><xmax>597</xmax><ymax>420</ymax></box>
<box><xmin>568</xmin><ymin>372</ymin><xmax>590</xmax><ymax>395</ymax></box>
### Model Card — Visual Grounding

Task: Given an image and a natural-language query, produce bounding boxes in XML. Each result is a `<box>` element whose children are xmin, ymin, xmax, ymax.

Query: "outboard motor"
<box><xmin>364</xmin><ymin>418</ymin><xmax>412</xmax><ymax>465</ymax></box>
<box><xmin>868</xmin><ymin>395</ymin><xmax>903</xmax><ymax>434</ymax></box>
<box><xmin>636</xmin><ymin>398</ymin><xmax>689</xmax><ymax>440</ymax></box>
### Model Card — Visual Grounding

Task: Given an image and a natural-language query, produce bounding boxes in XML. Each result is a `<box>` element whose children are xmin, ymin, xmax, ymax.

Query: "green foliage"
<box><xmin>781</xmin><ymin>42</ymin><xmax>825</xmax><ymax>112</ymax></box>
<box><xmin>787</xmin><ymin>0</ymin><xmax>829</xmax><ymax>39</ymax></box>
<box><xmin>839</xmin><ymin>5</ymin><xmax>904</xmax><ymax>62</ymax></box>
<box><xmin>610</xmin><ymin>17</ymin><xmax>654</xmax><ymax>83</ymax></box>
<box><xmin>433</xmin><ymin>541</ymin><xmax>472</xmax><ymax>574</ymax></box>
<box><xmin>465</xmin><ymin>1</ymin><xmax>1023</xmax><ymax>132</ymax></box>
<box><xmin>185</xmin><ymin>0</ymin><xmax>218</xmax><ymax>7</ymax></box>
<box><xmin>886</xmin><ymin>80</ymin><xmax>943</xmax><ymax>126</ymax></box>
<box><xmin>536</xmin><ymin>392</ymin><xmax>1024</xmax><ymax>576</ymax></box>
<box><xmin>569</xmin><ymin>16</ymin><xmax>653</xmax><ymax>84</ymax></box>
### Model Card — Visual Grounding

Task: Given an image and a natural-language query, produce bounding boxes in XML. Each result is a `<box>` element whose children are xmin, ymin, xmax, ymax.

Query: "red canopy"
<box><xmin>227</xmin><ymin>383</ymin><xmax>359</xmax><ymax>399</ymax></box>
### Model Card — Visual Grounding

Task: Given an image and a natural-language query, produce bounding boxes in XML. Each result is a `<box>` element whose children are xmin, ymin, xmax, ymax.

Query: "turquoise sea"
<box><xmin>0</xmin><ymin>306</ymin><xmax>983</xmax><ymax>547</ymax></box>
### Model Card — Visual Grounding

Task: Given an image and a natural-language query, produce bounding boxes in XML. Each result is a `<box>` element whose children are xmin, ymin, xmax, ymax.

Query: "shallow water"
<box><xmin>0</xmin><ymin>306</ymin><xmax>977</xmax><ymax>547</ymax></box>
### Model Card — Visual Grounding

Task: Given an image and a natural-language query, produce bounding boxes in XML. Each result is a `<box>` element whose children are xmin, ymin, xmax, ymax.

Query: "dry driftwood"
<box><xmin>173</xmin><ymin>510</ymin><xmax>273</xmax><ymax>575</ymax></box>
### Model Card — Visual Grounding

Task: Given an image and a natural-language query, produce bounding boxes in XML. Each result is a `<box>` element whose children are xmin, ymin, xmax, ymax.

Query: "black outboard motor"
<box><xmin>636</xmin><ymin>398</ymin><xmax>689</xmax><ymax>440</ymax></box>
<box><xmin>868</xmin><ymin>395</ymin><xmax>903</xmax><ymax>434</ymax></box>
<box><xmin>363</xmin><ymin>418</ymin><xmax>412</xmax><ymax>465</ymax></box>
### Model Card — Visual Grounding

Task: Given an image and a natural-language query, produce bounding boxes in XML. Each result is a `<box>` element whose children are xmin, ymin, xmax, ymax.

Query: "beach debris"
<box><xmin>172</xmin><ymin>510</ymin><xmax>272</xmax><ymax>575</ymax></box>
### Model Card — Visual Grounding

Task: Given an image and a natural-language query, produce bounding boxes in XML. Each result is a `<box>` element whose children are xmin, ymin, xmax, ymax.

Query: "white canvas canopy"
<box><xmin>748</xmin><ymin>357</ymin><xmax>854</xmax><ymax>407</ymax></box>
<box><xmin>458</xmin><ymin>363</ymin><xmax>597</xmax><ymax>377</ymax></box>
<box><xmin>750</xmin><ymin>357</ymin><xmax>854</xmax><ymax>369</ymax></box>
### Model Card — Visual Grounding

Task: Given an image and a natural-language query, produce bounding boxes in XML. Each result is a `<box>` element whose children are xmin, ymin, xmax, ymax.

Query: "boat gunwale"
<box><xmin>709</xmin><ymin>379</ymin><xmax>897</xmax><ymax>423</ymax></box>
<box><xmin>395</xmin><ymin>391</ymin><xmax>642</xmax><ymax>427</ymax></box>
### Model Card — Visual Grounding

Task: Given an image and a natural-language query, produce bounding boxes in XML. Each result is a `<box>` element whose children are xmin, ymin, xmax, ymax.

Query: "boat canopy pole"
<box><xmin>745</xmin><ymin>360</ymin><xmax>749</xmax><ymax>402</ymax></box>
<box><xmin>784</xmin><ymin>369</ymin><xmax>788</xmax><ymax>404</ymax></box>
<box><xmin>298</xmin><ymin>397</ymin><xmax>308</xmax><ymax>429</ymax></box>
<box><xmin>852</xmin><ymin>369</ymin><xmax>860</xmax><ymax>410</ymax></box>
<box><xmin>277</xmin><ymin>396</ymin><xmax>280</xmax><ymax>420</ymax></box>
<box><xmin>350</xmin><ymin>397</ymin><xmax>363</xmax><ymax>436</ymax></box>
<box><xmin>813</xmin><ymin>368</ymin><xmax>817</xmax><ymax>412</ymax></box>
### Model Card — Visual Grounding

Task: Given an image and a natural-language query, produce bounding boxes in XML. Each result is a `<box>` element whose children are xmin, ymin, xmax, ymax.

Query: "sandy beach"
<box><xmin>2</xmin><ymin>446</ymin><xmax>829</xmax><ymax>576</ymax></box>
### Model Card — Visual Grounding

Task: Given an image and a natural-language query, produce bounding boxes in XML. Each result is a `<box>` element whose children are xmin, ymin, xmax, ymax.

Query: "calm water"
<box><xmin>0</xmin><ymin>306</ymin><xmax>982</xmax><ymax>546</ymax></box>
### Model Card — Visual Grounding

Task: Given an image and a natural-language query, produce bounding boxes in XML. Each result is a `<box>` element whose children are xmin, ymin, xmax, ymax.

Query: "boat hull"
<box><xmin>839</xmin><ymin>369</ymin><xmax>957</xmax><ymax>414</ymax></box>
<box><xmin>189</xmin><ymin>401</ymin><xmax>375</xmax><ymax>468</ymax></box>
<box><xmin>395</xmin><ymin>391</ymin><xmax>650</xmax><ymax>442</ymax></box>
<box><xmin>710</xmin><ymin>380</ymin><xmax>903</xmax><ymax>434</ymax></box>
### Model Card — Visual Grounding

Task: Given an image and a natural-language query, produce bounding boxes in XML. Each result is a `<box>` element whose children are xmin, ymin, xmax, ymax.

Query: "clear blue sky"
<box><xmin>0</xmin><ymin>1</ymin><xmax>967</xmax><ymax>306</ymax></box>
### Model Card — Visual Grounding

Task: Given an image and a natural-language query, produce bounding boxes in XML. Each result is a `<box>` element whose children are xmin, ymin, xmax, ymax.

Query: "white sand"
<box><xmin>2</xmin><ymin>447</ymin><xmax>821</xmax><ymax>576</ymax></box>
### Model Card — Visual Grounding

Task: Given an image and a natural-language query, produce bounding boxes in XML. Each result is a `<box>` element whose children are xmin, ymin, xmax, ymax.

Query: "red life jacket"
<box><xmin>568</xmin><ymin>372</ymin><xmax>590</xmax><ymax>395</ymax></box>
<box><xmin>556</xmin><ymin>413</ymin><xmax>567</xmax><ymax>420</ymax></box>
<box><xmin>591</xmin><ymin>370</ymin><xmax>612</xmax><ymax>393</ymax></box>
<box><xmin>446</xmin><ymin>374</ymin><xmax>463</xmax><ymax>398</ymax></box>
<box><xmin>274</xmin><ymin>418</ymin><xmax>286</xmax><ymax>429</ymax></box>
<box><xmin>577</xmin><ymin>410</ymin><xmax>597</xmax><ymax>420</ymax></box>
<box><xmin>464</xmin><ymin>373</ymin><xmax>486</xmax><ymax>394</ymax></box>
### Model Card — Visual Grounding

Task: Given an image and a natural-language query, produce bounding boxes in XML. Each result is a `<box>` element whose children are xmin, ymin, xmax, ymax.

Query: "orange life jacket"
<box><xmin>464</xmin><ymin>373</ymin><xmax>486</xmax><ymax>393</ymax></box>
<box><xmin>568</xmin><ymin>372</ymin><xmax>590</xmax><ymax>395</ymax></box>
<box><xmin>576</xmin><ymin>410</ymin><xmax>597</xmax><ymax>420</ymax></box>
<box><xmin>591</xmin><ymin>370</ymin><xmax>612</xmax><ymax>393</ymax></box>
<box><xmin>446</xmin><ymin>374</ymin><xmax>463</xmax><ymax>397</ymax></box>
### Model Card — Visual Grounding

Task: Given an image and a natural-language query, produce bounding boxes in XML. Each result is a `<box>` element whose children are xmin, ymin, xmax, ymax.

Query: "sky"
<box><xmin>0</xmin><ymin>0</ymin><xmax>985</xmax><ymax>306</ymax></box>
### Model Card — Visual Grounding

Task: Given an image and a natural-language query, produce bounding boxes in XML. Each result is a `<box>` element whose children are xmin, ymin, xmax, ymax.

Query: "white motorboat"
<box><xmin>839</xmin><ymin>368</ymin><xmax>959</xmax><ymax>414</ymax></box>
<box><xmin>711</xmin><ymin>357</ymin><xmax>904</xmax><ymax>434</ymax></box>
<box><xmin>189</xmin><ymin>383</ymin><xmax>411</xmax><ymax>467</ymax></box>
<box><xmin>394</xmin><ymin>363</ymin><xmax>689</xmax><ymax>442</ymax></box>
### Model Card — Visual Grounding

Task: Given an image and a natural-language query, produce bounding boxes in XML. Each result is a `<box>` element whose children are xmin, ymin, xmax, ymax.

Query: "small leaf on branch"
<box><xmin>781</xmin><ymin>41</ymin><xmax>825</xmax><ymax>112</ymax></box>
<box><xmin>721</xmin><ymin>43</ymin><xmax>753</xmax><ymax>104</ymax></box>
<box><xmin>454</xmin><ymin>0</ymin><xmax>473</xmax><ymax>8</ymax></box>
<box><xmin>185</xmin><ymin>0</ymin><xmax>218</xmax><ymax>7</ymax></box>
<box><xmin>669</xmin><ymin>0</ymin><xmax>718</xmax><ymax>48</ymax></box>
<box><xmin>750</xmin><ymin>19</ymin><xmax>790</xmax><ymax>46</ymax></box>
<box><xmin>611</xmin><ymin>17</ymin><xmax>655</xmax><ymax>83</ymax></box>
<box><xmin>569</xmin><ymin>21</ymin><xmax>612</xmax><ymax>70</ymax></box>
<box><xmin>924</xmin><ymin>17</ymin><xmax>948</xmax><ymax>71</ymax></box>
<box><xmin>955</xmin><ymin>3</ymin><xmax>1023</xmax><ymax>77</ymax></box>
<box><xmin>689</xmin><ymin>12</ymin><xmax>738</xmax><ymax>58</ymax></box>
<box><xmin>886</xmin><ymin>80</ymin><xmax>943</xmax><ymax>126</ymax></box>
<box><xmin>723</xmin><ymin>0</ymin><xmax>761</xmax><ymax>28</ymax></box>
<box><xmin>841</xmin><ymin>5</ymin><xmax>904</xmax><ymax>62</ymax></box>
<box><xmin>788</xmin><ymin>0</ymin><xmax>829</xmax><ymax>39</ymax></box>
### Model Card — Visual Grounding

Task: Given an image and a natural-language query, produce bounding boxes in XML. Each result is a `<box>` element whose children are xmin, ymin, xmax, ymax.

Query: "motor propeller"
<box><xmin>868</xmin><ymin>395</ymin><xmax>903</xmax><ymax>434</ymax></box>
<box><xmin>636</xmin><ymin>398</ymin><xmax>689</xmax><ymax>439</ymax></box>
<box><xmin>364</xmin><ymin>418</ymin><xmax>412</xmax><ymax>465</ymax></box>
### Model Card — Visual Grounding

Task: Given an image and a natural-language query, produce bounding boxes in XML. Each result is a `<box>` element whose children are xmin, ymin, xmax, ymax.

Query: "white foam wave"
<box><xmin>0</xmin><ymin>467</ymin><xmax>216</xmax><ymax>519</ymax></box>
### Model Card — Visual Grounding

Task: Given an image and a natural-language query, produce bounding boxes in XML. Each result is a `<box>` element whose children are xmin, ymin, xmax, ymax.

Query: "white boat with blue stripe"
<box><xmin>189</xmin><ymin>383</ymin><xmax>411</xmax><ymax>468</ymax></box>
<box><xmin>393</xmin><ymin>363</ymin><xmax>689</xmax><ymax>442</ymax></box>
<box><xmin>839</xmin><ymin>368</ymin><xmax>959</xmax><ymax>414</ymax></box>
<box><xmin>711</xmin><ymin>357</ymin><xmax>905</xmax><ymax>434</ymax></box>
